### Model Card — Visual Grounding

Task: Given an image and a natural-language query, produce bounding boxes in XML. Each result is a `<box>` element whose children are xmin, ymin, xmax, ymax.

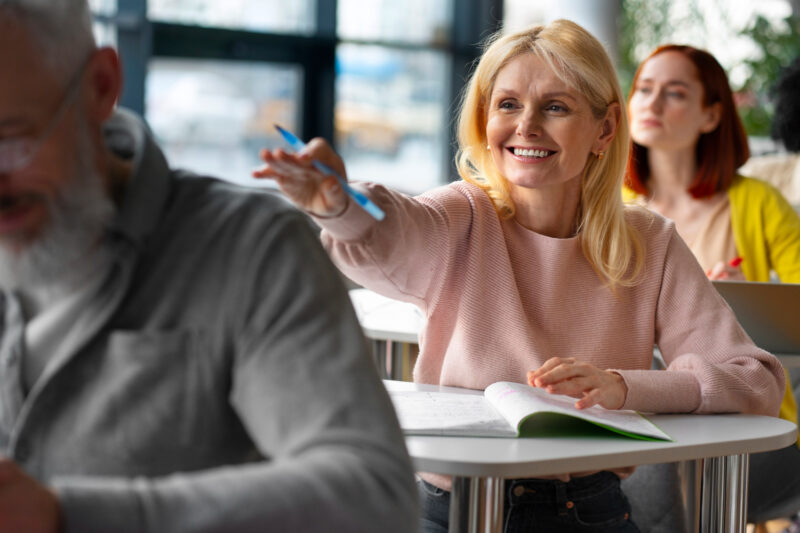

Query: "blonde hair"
<box><xmin>455</xmin><ymin>19</ymin><xmax>643</xmax><ymax>289</ymax></box>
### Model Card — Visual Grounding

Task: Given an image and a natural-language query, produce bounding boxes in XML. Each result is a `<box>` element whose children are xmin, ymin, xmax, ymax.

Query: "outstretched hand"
<box><xmin>527</xmin><ymin>357</ymin><xmax>627</xmax><ymax>410</ymax></box>
<box><xmin>253</xmin><ymin>138</ymin><xmax>349</xmax><ymax>217</ymax></box>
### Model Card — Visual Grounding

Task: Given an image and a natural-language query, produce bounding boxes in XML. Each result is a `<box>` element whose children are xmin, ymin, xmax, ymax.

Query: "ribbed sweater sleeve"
<box><xmin>317</xmin><ymin>182</ymin><xmax>471</xmax><ymax>311</ymax></box>
<box><xmin>617</xmin><ymin>227</ymin><xmax>785</xmax><ymax>416</ymax></box>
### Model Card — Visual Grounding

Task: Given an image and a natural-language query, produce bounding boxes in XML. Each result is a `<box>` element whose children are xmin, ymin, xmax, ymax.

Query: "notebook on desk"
<box><xmin>712</xmin><ymin>280</ymin><xmax>800</xmax><ymax>354</ymax></box>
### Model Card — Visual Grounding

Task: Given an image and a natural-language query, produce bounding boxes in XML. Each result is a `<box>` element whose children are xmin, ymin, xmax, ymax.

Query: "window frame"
<box><xmin>97</xmin><ymin>0</ymin><xmax>503</xmax><ymax>184</ymax></box>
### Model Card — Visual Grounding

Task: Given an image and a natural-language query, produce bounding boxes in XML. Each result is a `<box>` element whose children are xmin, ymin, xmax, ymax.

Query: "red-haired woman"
<box><xmin>624</xmin><ymin>44</ymin><xmax>800</xmax><ymax>525</ymax></box>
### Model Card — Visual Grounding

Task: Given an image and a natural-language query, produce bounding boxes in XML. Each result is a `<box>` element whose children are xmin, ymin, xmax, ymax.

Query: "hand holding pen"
<box><xmin>706</xmin><ymin>256</ymin><xmax>745</xmax><ymax>281</ymax></box>
<box><xmin>253</xmin><ymin>126</ymin><xmax>384</xmax><ymax>220</ymax></box>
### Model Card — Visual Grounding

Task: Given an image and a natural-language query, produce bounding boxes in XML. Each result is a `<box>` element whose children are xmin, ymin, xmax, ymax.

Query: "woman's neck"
<box><xmin>646</xmin><ymin>146</ymin><xmax>697</xmax><ymax>209</ymax></box>
<box><xmin>510</xmin><ymin>179</ymin><xmax>582</xmax><ymax>238</ymax></box>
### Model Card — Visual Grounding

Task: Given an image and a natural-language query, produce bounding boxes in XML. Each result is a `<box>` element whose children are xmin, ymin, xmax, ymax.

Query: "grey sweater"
<box><xmin>0</xmin><ymin>109</ymin><xmax>417</xmax><ymax>532</ymax></box>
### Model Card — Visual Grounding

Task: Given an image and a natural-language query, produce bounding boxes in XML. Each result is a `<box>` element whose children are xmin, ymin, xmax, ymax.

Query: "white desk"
<box><xmin>386</xmin><ymin>380</ymin><xmax>798</xmax><ymax>533</ymax></box>
<box><xmin>349</xmin><ymin>288</ymin><xmax>423</xmax><ymax>379</ymax></box>
<box><xmin>349</xmin><ymin>288</ymin><xmax>422</xmax><ymax>343</ymax></box>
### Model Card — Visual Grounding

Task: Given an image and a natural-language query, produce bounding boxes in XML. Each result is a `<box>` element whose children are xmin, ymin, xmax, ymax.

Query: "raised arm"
<box><xmin>256</xmin><ymin>138</ymin><xmax>481</xmax><ymax>307</ymax></box>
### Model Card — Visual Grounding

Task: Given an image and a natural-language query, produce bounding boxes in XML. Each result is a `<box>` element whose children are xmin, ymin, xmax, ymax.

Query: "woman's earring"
<box><xmin>596</xmin><ymin>150</ymin><xmax>606</xmax><ymax>160</ymax></box>
<box><xmin>486</xmin><ymin>144</ymin><xmax>491</xmax><ymax>151</ymax></box>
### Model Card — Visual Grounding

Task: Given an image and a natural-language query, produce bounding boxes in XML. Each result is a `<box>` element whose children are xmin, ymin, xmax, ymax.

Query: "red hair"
<box><xmin>625</xmin><ymin>45</ymin><xmax>750</xmax><ymax>198</ymax></box>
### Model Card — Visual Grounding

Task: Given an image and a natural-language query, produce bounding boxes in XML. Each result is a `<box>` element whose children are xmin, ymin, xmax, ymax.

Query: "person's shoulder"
<box><xmin>423</xmin><ymin>179</ymin><xmax>483</xmax><ymax>200</ymax></box>
<box><xmin>173</xmin><ymin>173</ymin><xmax>298</xmax><ymax>218</ymax></box>
<box><xmin>740</xmin><ymin>152</ymin><xmax>799</xmax><ymax>176</ymax></box>
<box><xmin>624</xmin><ymin>204</ymin><xmax>672</xmax><ymax>234</ymax></box>
<box><xmin>420</xmin><ymin>180</ymin><xmax>496</xmax><ymax>214</ymax></box>
<box><xmin>167</xmin><ymin>174</ymin><xmax>315</xmax><ymax>250</ymax></box>
<box><xmin>731</xmin><ymin>173</ymin><xmax>780</xmax><ymax>191</ymax></box>
<box><xmin>729</xmin><ymin>174</ymin><xmax>788</xmax><ymax>205</ymax></box>
<box><xmin>622</xmin><ymin>208</ymin><xmax>688</xmax><ymax>277</ymax></box>
<box><xmin>623</xmin><ymin>205</ymin><xmax>679</xmax><ymax>255</ymax></box>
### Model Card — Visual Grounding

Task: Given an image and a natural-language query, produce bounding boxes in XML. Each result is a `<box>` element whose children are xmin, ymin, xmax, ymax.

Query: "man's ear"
<box><xmin>82</xmin><ymin>47</ymin><xmax>122</xmax><ymax>124</ymax></box>
<box><xmin>700</xmin><ymin>102</ymin><xmax>722</xmax><ymax>134</ymax></box>
<box><xmin>593</xmin><ymin>102</ymin><xmax>621</xmax><ymax>154</ymax></box>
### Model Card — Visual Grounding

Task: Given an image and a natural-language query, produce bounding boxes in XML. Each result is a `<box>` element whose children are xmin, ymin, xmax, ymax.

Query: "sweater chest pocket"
<box><xmin>100</xmin><ymin>329</ymin><xmax>215</xmax><ymax>466</ymax></box>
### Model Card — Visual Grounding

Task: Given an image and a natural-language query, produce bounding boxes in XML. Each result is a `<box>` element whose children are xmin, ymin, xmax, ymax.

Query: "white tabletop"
<box><xmin>386</xmin><ymin>380</ymin><xmax>799</xmax><ymax>479</ymax></box>
<box><xmin>349</xmin><ymin>288</ymin><xmax>423</xmax><ymax>343</ymax></box>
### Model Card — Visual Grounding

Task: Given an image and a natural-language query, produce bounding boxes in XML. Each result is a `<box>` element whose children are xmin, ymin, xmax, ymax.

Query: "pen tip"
<box><xmin>274</xmin><ymin>124</ymin><xmax>286</xmax><ymax>134</ymax></box>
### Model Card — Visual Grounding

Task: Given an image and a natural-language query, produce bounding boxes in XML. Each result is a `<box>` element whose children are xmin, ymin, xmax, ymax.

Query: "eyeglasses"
<box><xmin>0</xmin><ymin>58</ymin><xmax>89</xmax><ymax>174</ymax></box>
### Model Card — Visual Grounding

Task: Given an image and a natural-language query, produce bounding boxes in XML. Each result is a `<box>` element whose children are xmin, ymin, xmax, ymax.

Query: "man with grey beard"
<box><xmin>0</xmin><ymin>1</ymin><xmax>417</xmax><ymax>532</ymax></box>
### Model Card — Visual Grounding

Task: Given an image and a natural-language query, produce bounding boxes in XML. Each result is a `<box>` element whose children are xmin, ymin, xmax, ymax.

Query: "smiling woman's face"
<box><xmin>485</xmin><ymin>53</ymin><xmax>604</xmax><ymax>192</ymax></box>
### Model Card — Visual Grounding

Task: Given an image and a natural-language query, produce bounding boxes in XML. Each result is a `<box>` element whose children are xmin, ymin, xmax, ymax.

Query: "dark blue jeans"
<box><xmin>418</xmin><ymin>471</ymin><xmax>640</xmax><ymax>533</ymax></box>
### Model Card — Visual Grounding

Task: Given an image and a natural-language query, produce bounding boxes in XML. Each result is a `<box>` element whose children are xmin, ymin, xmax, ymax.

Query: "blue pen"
<box><xmin>274</xmin><ymin>125</ymin><xmax>385</xmax><ymax>221</ymax></box>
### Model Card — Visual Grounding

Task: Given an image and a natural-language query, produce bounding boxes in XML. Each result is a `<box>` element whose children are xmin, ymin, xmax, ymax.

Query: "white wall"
<box><xmin>503</xmin><ymin>0</ymin><xmax>621</xmax><ymax>65</ymax></box>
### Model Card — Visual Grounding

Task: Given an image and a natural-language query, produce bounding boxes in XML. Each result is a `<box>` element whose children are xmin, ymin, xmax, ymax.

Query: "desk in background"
<box><xmin>774</xmin><ymin>353</ymin><xmax>800</xmax><ymax>368</ymax></box>
<box><xmin>386</xmin><ymin>380</ymin><xmax>798</xmax><ymax>533</ymax></box>
<box><xmin>349</xmin><ymin>288</ymin><xmax>423</xmax><ymax>380</ymax></box>
<box><xmin>711</xmin><ymin>280</ymin><xmax>800</xmax><ymax>369</ymax></box>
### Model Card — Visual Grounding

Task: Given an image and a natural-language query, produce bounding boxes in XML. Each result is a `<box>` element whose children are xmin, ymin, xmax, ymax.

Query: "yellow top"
<box><xmin>624</xmin><ymin>176</ymin><xmax>800</xmax><ymax>445</ymax></box>
<box><xmin>728</xmin><ymin>176</ymin><xmax>800</xmax><ymax>282</ymax></box>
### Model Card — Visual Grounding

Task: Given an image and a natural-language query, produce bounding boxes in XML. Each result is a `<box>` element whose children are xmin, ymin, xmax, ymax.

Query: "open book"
<box><xmin>388</xmin><ymin>381</ymin><xmax>671</xmax><ymax>441</ymax></box>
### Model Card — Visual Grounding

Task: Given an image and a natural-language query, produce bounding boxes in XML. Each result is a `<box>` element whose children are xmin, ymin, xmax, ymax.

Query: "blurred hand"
<box><xmin>706</xmin><ymin>260</ymin><xmax>745</xmax><ymax>281</ymax></box>
<box><xmin>253</xmin><ymin>138</ymin><xmax>348</xmax><ymax>217</ymax></box>
<box><xmin>0</xmin><ymin>459</ymin><xmax>60</xmax><ymax>533</ymax></box>
<box><xmin>527</xmin><ymin>357</ymin><xmax>627</xmax><ymax>410</ymax></box>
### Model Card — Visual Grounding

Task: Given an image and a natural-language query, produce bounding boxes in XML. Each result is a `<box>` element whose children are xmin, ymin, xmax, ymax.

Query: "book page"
<box><xmin>485</xmin><ymin>382</ymin><xmax>671</xmax><ymax>441</ymax></box>
<box><xmin>388</xmin><ymin>390</ymin><xmax>517</xmax><ymax>437</ymax></box>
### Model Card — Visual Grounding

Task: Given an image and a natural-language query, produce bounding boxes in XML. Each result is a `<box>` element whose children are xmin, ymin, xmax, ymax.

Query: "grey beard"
<box><xmin>0</xmin><ymin>124</ymin><xmax>116</xmax><ymax>302</ymax></box>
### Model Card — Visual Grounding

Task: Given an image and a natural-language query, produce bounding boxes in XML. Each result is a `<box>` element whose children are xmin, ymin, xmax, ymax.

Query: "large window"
<box><xmin>146</xmin><ymin>59</ymin><xmax>302</xmax><ymax>186</ymax></box>
<box><xmin>335</xmin><ymin>0</ymin><xmax>452</xmax><ymax>193</ymax></box>
<box><xmin>98</xmin><ymin>0</ymin><xmax>502</xmax><ymax>195</ymax></box>
<box><xmin>335</xmin><ymin>46</ymin><xmax>449</xmax><ymax>193</ymax></box>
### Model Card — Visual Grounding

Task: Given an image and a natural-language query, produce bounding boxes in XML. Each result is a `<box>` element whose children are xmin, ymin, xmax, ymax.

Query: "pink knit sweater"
<box><xmin>318</xmin><ymin>181</ymin><xmax>784</xmax><ymax>417</ymax></box>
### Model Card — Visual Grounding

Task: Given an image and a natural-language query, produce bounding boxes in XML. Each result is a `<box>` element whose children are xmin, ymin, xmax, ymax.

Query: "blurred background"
<box><xmin>90</xmin><ymin>0</ymin><xmax>800</xmax><ymax>194</ymax></box>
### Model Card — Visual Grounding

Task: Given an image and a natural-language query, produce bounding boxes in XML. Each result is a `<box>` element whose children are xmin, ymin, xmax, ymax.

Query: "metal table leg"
<box><xmin>679</xmin><ymin>459</ymin><xmax>703</xmax><ymax>532</ymax></box>
<box><xmin>700</xmin><ymin>454</ymin><xmax>750</xmax><ymax>533</ymax></box>
<box><xmin>388</xmin><ymin>339</ymin><xmax>405</xmax><ymax>380</ymax></box>
<box><xmin>450</xmin><ymin>476</ymin><xmax>504</xmax><ymax>533</ymax></box>
<box><xmin>447</xmin><ymin>454</ymin><xmax>749</xmax><ymax>533</ymax></box>
<box><xmin>371</xmin><ymin>339</ymin><xmax>413</xmax><ymax>380</ymax></box>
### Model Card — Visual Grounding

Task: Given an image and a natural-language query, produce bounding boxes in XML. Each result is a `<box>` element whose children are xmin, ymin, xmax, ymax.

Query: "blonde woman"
<box><xmin>255</xmin><ymin>20</ymin><xmax>784</xmax><ymax>533</ymax></box>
